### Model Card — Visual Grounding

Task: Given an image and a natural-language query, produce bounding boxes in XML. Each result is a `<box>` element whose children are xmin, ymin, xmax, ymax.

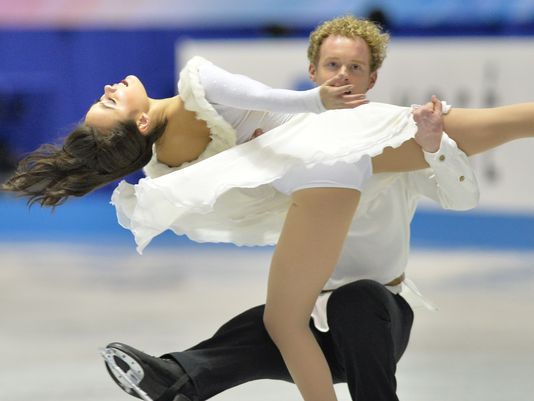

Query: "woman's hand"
<box><xmin>413</xmin><ymin>95</ymin><xmax>443</xmax><ymax>153</ymax></box>
<box><xmin>319</xmin><ymin>75</ymin><xmax>369</xmax><ymax>110</ymax></box>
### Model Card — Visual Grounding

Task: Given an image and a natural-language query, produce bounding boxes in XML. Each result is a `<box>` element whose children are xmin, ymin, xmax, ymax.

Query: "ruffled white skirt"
<box><xmin>112</xmin><ymin>102</ymin><xmax>418</xmax><ymax>253</ymax></box>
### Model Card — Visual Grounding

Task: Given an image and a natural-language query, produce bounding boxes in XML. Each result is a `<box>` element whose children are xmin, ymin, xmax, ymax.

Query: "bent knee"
<box><xmin>327</xmin><ymin>280</ymin><xmax>394</xmax><ymax>322</ymax></box>
<box><xmin>263</xmin><ymin>309</ymin><xmax>310</xmax><ymax>346</ymax></box>
<box><xmin>262</xmin><ymin>309</ymin><xmax>288</xmax><ymax>343</ymax></box>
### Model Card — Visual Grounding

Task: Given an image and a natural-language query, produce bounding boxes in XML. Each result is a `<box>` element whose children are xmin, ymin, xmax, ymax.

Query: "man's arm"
<box><xmin>410</xmin><ymin>133</ymin><xmax>480</xmax><ymax>210</ymax></box>
<box><xmin>410</xmin><ymin>96</ymin><xmax>479</xmax><ymax>210</ymax></box>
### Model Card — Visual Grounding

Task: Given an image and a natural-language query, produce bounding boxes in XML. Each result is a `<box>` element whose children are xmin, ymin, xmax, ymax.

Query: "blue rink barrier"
<box><xmin>410</xmin><ymin>208</ymin><xmax>534</xmax><ymax>250</ymax></box>
<box><xmin>0</xmin><ymin>193</ymin><xmax>532</xmax><ymax>251</ymax></box>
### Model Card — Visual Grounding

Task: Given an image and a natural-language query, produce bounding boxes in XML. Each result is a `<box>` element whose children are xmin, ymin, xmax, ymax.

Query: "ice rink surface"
<box><xmin>1</xmin><ymin>243</ymin><xmax>533</xmax><ymax>401</ymax></box>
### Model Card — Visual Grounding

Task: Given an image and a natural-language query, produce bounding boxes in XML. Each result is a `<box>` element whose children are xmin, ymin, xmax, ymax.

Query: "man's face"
<box><xmin>309</xmin><ymin>35</ymin><xmax>377</xmax><ymax>94</ymax></box>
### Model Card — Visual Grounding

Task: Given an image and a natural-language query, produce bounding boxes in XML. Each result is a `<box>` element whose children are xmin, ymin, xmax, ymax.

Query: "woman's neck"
<box><xmin>151</xmin><ymin>96</ymin><xmax>211</xmax><ymax>167</ymax></box>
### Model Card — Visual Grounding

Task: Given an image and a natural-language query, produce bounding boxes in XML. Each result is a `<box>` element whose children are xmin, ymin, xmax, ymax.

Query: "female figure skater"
<box><xmin>3</xmin><ymin>16</ymin><xmax>534</xmax><ymax>401</ymax></box>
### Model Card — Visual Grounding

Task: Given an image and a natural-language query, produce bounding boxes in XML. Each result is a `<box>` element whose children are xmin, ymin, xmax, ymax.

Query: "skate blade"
<box><xmin>100</xmin><ymin>347</ymin><xmax>154</xmax><ymax>401</ymax></box>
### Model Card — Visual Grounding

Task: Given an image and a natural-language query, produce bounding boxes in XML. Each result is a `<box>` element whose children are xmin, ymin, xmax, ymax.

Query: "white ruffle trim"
<box><xmin>112</xmin><ymin>102</ymin><xmax>421</xmax><ymax>254</ymax></box>
<box><xmin>143</xmin><ymin>56</ymin><xmax>237</xmax><ymax>178</ymax></box>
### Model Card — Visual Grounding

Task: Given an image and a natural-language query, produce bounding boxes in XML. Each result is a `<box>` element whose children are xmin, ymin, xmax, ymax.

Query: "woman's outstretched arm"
<box><xmin>198</xmin><ymin>61</ymin><xmax>368</xmax><ymax>113</ymax></box>
<box><xmin>263</xmin><ymin>187</ymin><xmax>360</xmax><ymax>401</ymax></box>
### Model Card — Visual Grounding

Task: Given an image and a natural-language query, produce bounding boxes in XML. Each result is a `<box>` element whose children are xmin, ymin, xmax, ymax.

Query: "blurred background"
<box><xmin>0</xmin><ymin>1</ymin><xmax>533</xmax><ymax>401</ymax></box>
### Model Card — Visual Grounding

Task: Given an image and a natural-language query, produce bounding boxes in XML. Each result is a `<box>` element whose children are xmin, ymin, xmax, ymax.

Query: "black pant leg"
<box><xmin>166</xmin><ymin>279</ymin><xmax>413</xmax><ymax>401</ymax></box>
<box><xmin>326</xmin><ymin>280</ymin><xmax>414</xmax><ymax>401</ymax></box>
<box><xmin>166</xmin><ymin>305</ymin><xmax>292</xmax><ymax>400</ymax></box>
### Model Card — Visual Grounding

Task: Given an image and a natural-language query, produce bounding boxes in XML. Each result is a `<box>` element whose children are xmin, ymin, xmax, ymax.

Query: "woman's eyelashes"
<box><xmin>98</xmin><ymin>96</ymin><xmax>116</xmax><ymax>106</ymax></box>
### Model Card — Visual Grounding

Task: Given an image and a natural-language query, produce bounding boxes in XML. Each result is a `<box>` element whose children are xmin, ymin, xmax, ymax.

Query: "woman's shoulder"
<box><xmin>177</xmin><ymin>56</ymin><xmax>237</xmax><ymax>157</ymax></box>
<box><xmin>142</xmin><ymin>57</ymin><xmax>236</xmax><ymax>178</ymax></box>
<box><xmin>179</xmin><ymin>55</ymin><xmax>221</xmax><ymax>85</ymax></box>
<box><xmin>180</xmin><ymin>55</ymin><xmax>213</xmax><ymax>72</ymax></box>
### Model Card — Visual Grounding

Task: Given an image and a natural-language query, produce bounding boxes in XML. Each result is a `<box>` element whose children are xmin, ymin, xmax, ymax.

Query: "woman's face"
<box><xmin>85</xmin><ymin>75</ymin><xmax>149</xmax><ymax>131</ymax></box>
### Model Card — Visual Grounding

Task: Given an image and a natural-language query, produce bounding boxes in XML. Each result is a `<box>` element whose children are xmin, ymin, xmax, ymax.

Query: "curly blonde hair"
<box><xmin>307</xmin><ymin>16</ymin><xmax>390</xmax><ymax>72</ymax></box>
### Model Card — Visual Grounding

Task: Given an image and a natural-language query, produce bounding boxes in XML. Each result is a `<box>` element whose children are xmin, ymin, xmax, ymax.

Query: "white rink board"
<box><xmin>177</xmin><ymin>38</ymin><xmax>534</xmax><ymax>213</ymax></box>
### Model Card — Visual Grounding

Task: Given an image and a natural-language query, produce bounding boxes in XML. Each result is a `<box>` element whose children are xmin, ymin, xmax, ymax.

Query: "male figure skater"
<box><xmin>102</xmin><ymin>16</ymin><xmax>478</xmax><ymax>401</ymax></box>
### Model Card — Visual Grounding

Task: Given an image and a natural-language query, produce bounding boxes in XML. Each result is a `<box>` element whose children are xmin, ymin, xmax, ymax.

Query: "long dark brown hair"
<box><xmin>2</xmin><ymin>119</ymin><xmax>166</xmax><ymax>207</ymax></box>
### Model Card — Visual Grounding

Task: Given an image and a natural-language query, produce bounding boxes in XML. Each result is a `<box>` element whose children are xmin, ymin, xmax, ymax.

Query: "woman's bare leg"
<box><xmin>264</xmin><ymin>188</ymin><xmax>360</xmax><ymax>401</ymax></box>
<box><xmin>443</xmin><ymin>103</ymin><xmax>534</xmax><ymax>156</ymax></box>
<box><xmin>372</xmin><ymin>103</ymin><xmax>534</xmax><ymax>173</ymax></box>
<box><xmin>372</xmin><ymin>139</ymin><xmax>428</xmax><ymax>173</ymax></box>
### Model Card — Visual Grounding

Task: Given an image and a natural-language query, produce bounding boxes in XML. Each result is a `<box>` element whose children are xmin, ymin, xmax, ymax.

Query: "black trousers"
<box><xmin>167</xmin><ymin>279</ymin><xmax>414</xmax><ymax>401</ymax></box>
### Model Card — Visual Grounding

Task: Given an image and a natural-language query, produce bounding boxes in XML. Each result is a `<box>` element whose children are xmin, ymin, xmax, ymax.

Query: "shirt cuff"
<box><xmin>423</xmin><ymin>132</ymin><xmax>458</xmax><ymax>164</ymax></box>
<box><xmin>423</xmin><ymin>132</ymin><xmax>472</xmax><ymax>186</ymax></box>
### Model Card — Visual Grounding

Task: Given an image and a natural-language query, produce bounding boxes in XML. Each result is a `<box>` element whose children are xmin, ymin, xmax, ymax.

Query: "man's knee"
<box><xmin>326</xmin><ymin>280</ymin><xmax>414</xmax><ymax>365</ymax></box>
<box><xmin>327</xmin><ymin>280</ymin><xmax>394</xmax><ymax>325</ymax></box>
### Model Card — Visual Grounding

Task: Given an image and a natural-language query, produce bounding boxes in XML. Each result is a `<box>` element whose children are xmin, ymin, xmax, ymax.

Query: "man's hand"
<box><xmin>319</xmin><ymin>75</ymin><xmax>369</xmax><ymax>110</ymax></box>
<box><xmin>413</xmin><ymin>95</ymin><xmax>443</xmax><ymax>153</ymax></box>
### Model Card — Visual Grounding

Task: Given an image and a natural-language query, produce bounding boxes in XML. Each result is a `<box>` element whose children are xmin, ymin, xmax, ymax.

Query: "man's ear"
<box><xmin>368</xmin><ymin>71</ymin><xmax>378</xmax><ymax>91</ymax></box>
<box><xmin>137</xmin><ymin>112</ymin><xmax>151</xmax><ymax>136</ymax></box>
<box><xmin>308</xmin><ymin>63</ymin><xmax>317</xmax><ymax>83</ymax></box>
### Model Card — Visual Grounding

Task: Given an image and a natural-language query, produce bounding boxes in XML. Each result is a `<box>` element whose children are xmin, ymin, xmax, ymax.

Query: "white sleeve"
<box><xmin>198</xmin><ymin>62</ymin><xmax>326</xmax><ymax>114</ymax></box>
<box><xmin>408</xmin><ymin>132</ymin><xmax>480</xmax><ymax>210</ymax></box>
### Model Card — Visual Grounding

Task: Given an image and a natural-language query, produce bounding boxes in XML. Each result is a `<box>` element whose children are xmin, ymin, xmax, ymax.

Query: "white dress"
<box><xmin>112</xmin><ymin>57</ymin><xmax>421</xmax><ymax>254</ymax></box>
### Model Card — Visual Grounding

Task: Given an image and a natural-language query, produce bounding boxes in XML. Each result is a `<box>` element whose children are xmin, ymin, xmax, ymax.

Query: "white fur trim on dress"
<box><xmin>143</xmin><ymin>56</ymin><xmax>237</xmax><ymax>178</ymax></box>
